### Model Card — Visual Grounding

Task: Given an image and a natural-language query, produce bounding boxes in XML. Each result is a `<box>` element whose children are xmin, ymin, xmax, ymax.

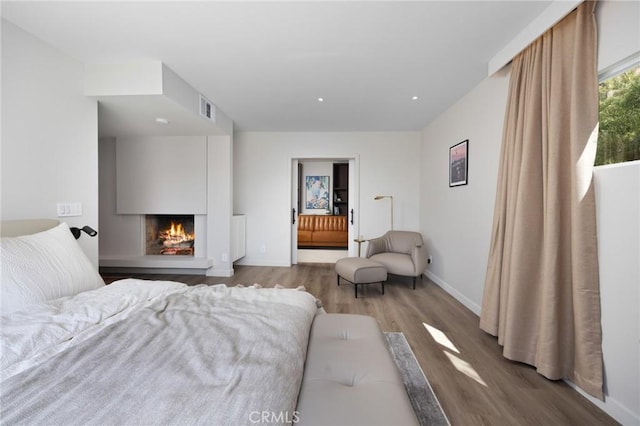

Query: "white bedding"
<box><xmin>1</xmin><ymin>279</ymin><xmax>320</xmax><ymax>425</ymax></box>
<box><xmin>1</xmin><ymin>222</ymin><xmax>105</xmax><ymax>314</ymax></box>
<box><xmin>1</xmin><ymin>279</ymin><xmax>188</xmax><ymax>380</ymax></box>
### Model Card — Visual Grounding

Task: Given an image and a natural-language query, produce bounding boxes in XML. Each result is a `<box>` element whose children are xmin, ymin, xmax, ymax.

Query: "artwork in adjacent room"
<box><xmin>449</xmin><ymin>139</ymin><xmax>469</xmax><ymax>187</ymax></box>
<box><xmin>305</xmin><ymin>176</ymin><xmax>330</xmax><ymax>210</ymax></box>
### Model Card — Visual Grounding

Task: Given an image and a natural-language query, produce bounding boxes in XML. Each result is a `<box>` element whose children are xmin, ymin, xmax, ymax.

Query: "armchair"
<box><xmin>366</xmin><ymin>231</ymin><xmax>427</xmax><ymax>289</ymax></box>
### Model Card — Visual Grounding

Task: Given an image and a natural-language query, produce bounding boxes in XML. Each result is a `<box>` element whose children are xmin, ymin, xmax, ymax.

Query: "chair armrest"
<box><xmin>366</xmin><ymin>237</ymin><xmax>386</xmax><ymax>258</ymax></box>
<box><xmin>411</xmin><ymin>244</ymin><xmax>427</xmax><ymax>275</ymax></box>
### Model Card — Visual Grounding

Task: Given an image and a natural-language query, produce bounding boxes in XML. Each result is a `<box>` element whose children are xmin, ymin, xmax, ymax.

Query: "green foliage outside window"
<box><xmin>596</xmin><ymin>66</ymin><xmax>640</xmax><ymax>166</ymax></box>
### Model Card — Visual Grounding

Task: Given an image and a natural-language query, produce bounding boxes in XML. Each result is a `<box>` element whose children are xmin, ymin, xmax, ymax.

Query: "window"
<box><xmin>596</xmin><ymin>64</ymin><xmax>640</xmax><ymax>166</ymax></box>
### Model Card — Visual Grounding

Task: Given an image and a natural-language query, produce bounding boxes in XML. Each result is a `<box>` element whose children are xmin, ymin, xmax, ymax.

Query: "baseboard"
<box><xmin>565</xmin><ymin>379</ymin><xmax>640</xmax><ymax>426</ymax></box>
<box><xmin>234</xmin><ymin>257</ymin><xmax>291</xmax><ymax>267</ymax></box>
<box><xmin>424</xmin><ymin>270</ymin><xmax>482</xmax><ymax>317</ymax></box>
<box><xmin>205</xmin><ymin>268</ymin><xmax>234</xmax><ymax>277</ymax></box>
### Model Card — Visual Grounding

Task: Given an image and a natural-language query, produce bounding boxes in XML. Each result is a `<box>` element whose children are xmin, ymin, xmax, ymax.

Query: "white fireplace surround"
<box><xmin>99</xmin><ymin>134</ymin><xmax>237</xmax><ymax>276</ymax></box>
<box><xmin>99</xmin><ymin>135</ymin><xmax>213</xmax><ymax>272</ymax></box>
<box><xmin>100</xmin><ymin>215</ymin><xmax>212</xmax><ymax>270</ymax></box>
<box><xmin>116</xmin><ymin>136</ymin><xmax>208</xmax><ymax>215</ymax></box>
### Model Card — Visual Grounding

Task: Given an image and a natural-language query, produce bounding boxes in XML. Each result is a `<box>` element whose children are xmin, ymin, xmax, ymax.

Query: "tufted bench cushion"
<box><xmin>296</xmin><ymin>314</ymin><xmax>418</xmax><ymax>425</ymax></box>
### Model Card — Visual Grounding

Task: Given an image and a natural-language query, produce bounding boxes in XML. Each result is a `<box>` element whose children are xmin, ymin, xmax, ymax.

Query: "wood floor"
<box><xmin>102</xmin><ymin>264</ymin><xmax>618</xmax><ymax>426</ymax></box>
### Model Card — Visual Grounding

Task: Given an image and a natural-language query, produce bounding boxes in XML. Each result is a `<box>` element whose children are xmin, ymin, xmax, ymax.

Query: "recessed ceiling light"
<box><xmin>317</xmin><ymin>97</ymin><xmax>324</xmax><ymax>102</ymax></box>
<box><xmin>412</xmin><ymin>96</ymin><xmax>419</xmax><ymax>101</ymax></box>
<box><xmin>155</xmin><ymin>117</ymin><xmax>170</xmax><ymax>124</ymax></box>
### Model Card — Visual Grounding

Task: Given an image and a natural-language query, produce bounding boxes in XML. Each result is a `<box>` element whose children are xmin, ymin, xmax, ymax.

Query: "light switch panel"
<box><xmin>57</xmin><ymin>202</ymin><xmax>82</xmax><ymax>217</ymax></box>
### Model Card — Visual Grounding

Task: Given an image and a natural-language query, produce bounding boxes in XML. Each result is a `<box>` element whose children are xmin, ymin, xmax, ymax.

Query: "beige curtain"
<box><xmin>480</xmin><ymin>2</ymin><xmax>604</xmax><ymax>399</ymax></box>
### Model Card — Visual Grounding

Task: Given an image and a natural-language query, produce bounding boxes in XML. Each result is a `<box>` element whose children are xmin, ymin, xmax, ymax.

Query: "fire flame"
<box><xmin>161</xmin><ymin>221</ymin><xmax>194</xmax><ymax>246</ymax></box>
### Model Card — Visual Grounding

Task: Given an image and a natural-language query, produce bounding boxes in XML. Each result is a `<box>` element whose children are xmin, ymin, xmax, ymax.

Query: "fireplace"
<box><xmin>145</xmin><ymin>215</ymin><xmax>195</xmax><ymax>256</ymax></box>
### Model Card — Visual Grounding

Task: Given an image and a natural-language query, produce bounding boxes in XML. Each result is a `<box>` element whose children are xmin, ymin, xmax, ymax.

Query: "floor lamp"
<box><xmin>374</xmin><ymin>195</ymin><xmax>394</xmax><ymax>230</ymax></box>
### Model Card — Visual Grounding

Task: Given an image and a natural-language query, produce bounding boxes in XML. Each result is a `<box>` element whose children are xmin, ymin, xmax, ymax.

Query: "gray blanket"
<box><xmin>1</xmin><ymin>285</ymin><xmax>317</xmax><ymax>425</ymax></box>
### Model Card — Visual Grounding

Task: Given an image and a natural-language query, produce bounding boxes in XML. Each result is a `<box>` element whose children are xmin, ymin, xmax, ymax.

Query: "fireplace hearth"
<box><xmin>146</xmin><ymin>215</ymin><xmax>195</xmax><ymax>256</ymax></box>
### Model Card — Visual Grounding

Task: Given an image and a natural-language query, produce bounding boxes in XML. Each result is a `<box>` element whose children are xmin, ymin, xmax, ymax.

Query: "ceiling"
<box><xmin>2</xmin><ymin>1</ymin><xmax>552</xmax><ymax>133</ymax></box>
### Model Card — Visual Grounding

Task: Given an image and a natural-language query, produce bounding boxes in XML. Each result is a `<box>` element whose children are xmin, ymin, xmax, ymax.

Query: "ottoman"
<box><xmin>335</xmin><ymin>257</ymin><xmax>387</xmax><ymax>298</ymax></box>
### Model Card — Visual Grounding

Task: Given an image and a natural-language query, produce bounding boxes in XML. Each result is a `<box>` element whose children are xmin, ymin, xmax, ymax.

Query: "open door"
<box><xmin>348</xmin><ymin>158</ymin><xmax>358</xmax><ymax>256</ymax></box>
<box><xmin>291</xmin><ymin>160</ymin><xmax>300</xmax><ymax>265</ymax></box>
<box><xmin>290</xmin><ymin>156</ymin><xmax>359</xmax><ymax>263</ymax></box>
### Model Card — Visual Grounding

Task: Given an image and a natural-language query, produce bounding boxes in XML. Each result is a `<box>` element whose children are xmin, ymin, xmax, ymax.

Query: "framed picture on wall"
<box><xmin>449</xmin><ymin>139</ymin><xmax>469</xmax><ymax>187</ymax></box>
<box><xmin>305</xmin><ymin>176</ymin><xmax>330</xmax><ymax>210</ymax></box>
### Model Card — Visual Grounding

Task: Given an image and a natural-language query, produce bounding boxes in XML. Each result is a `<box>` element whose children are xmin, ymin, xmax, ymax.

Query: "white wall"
<box><xmin>419</xmin><ymin>68</ymin><xmax>508</xmax><ymax>313</ymax></box>
<box><xmin>419</xmin><ymin>1</ymin><xmax>639</xmax><ymax>423</ymax></box>
<box><xmin>1</xmin><ymin>20</ymin><xmax>99</xmax><ymax>265</ymax></box>
<box><xmin>234</xmin><ymin>132</ymin><xmax>421</xmax><ymax>266</ymax></box>
<box><xmin>593</xmin><ymin>161</ymin><xmax>640</xmax><ymax>425</ymax></box>
<box><xmin>85</xmin><ymin>61</ymin><xmax>163</xmax><ymax>96</ymax></box>
<box><xmin>596</xmin><ymin>0</ymin><xmax>640</xmax><ymax>73</ymax></box>
<box><xmin>98</xmin><ymin>137</ymin><xmax>141</xmax><ymax>258</ymax></box>
<box><xmin>206</xmin><ymin>134</ymin><xmax>234</xmax><ymax>276</ymax></box>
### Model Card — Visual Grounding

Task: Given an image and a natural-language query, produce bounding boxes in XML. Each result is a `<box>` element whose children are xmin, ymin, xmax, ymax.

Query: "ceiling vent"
<box><xmin>199</xmin><ymin>95</ymin><xmax>216</xmax><ymax>122</ymax></box>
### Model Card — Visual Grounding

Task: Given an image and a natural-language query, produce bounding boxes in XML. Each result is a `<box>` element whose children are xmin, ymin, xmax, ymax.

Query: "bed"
<box><xmin>0</xmin><ymin>220</ymin><xmax>419</xmax><ymax>425</ymax></box>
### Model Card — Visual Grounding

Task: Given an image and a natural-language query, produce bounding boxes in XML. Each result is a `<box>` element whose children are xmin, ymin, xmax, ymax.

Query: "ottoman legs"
<box><xmin>354</xmin><ymin>282</ymin><xmax>384</xmax><ymax>298</ymax></box>
<box><xmin>335</xmin><ymin>257</ymin><xmax>387</xmax><ymax>299</ymax></box>
<box><xmin>341</xmin><ymin>279</ymin><xmax>385</xmax><ymax>298</ymax></box>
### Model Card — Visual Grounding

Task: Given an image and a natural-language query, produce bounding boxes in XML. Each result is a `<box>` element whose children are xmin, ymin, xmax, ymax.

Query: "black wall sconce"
<box><xmin>70</xmin><ymin>226</ymin><xmax>98</xmax><ymax>240</ymax></box>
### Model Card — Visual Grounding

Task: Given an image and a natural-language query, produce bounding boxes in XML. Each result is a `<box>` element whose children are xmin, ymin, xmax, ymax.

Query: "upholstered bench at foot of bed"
<box><xmin>296</xmin><ymin>314</ymin><xmax>419</xmax><ymax>426</ymax></box>
<box><xmin>335</xmin><ymin>257</ymin><xmax>387</xmax><ymax>298</ymax></box>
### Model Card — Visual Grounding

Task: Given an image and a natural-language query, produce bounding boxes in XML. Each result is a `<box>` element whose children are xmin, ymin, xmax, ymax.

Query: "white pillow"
<box><xmin>1</xmin><ymin>222</ymin><xmax>105</xmax><ymax>314</ymax></box>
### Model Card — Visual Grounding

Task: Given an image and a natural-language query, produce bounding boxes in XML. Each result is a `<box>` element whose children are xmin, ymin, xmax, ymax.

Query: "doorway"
<box><xmin>290</xmin><ymin>156</ymin><xmax>359</xmax><ymax>265</ymax></box>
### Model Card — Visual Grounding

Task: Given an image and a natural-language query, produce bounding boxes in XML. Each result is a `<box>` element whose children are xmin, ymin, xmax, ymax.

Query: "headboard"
<box><xmin>0</xmin><ymin>219</ymin><xmax>60</xmax><ymax>238</ymax></box>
